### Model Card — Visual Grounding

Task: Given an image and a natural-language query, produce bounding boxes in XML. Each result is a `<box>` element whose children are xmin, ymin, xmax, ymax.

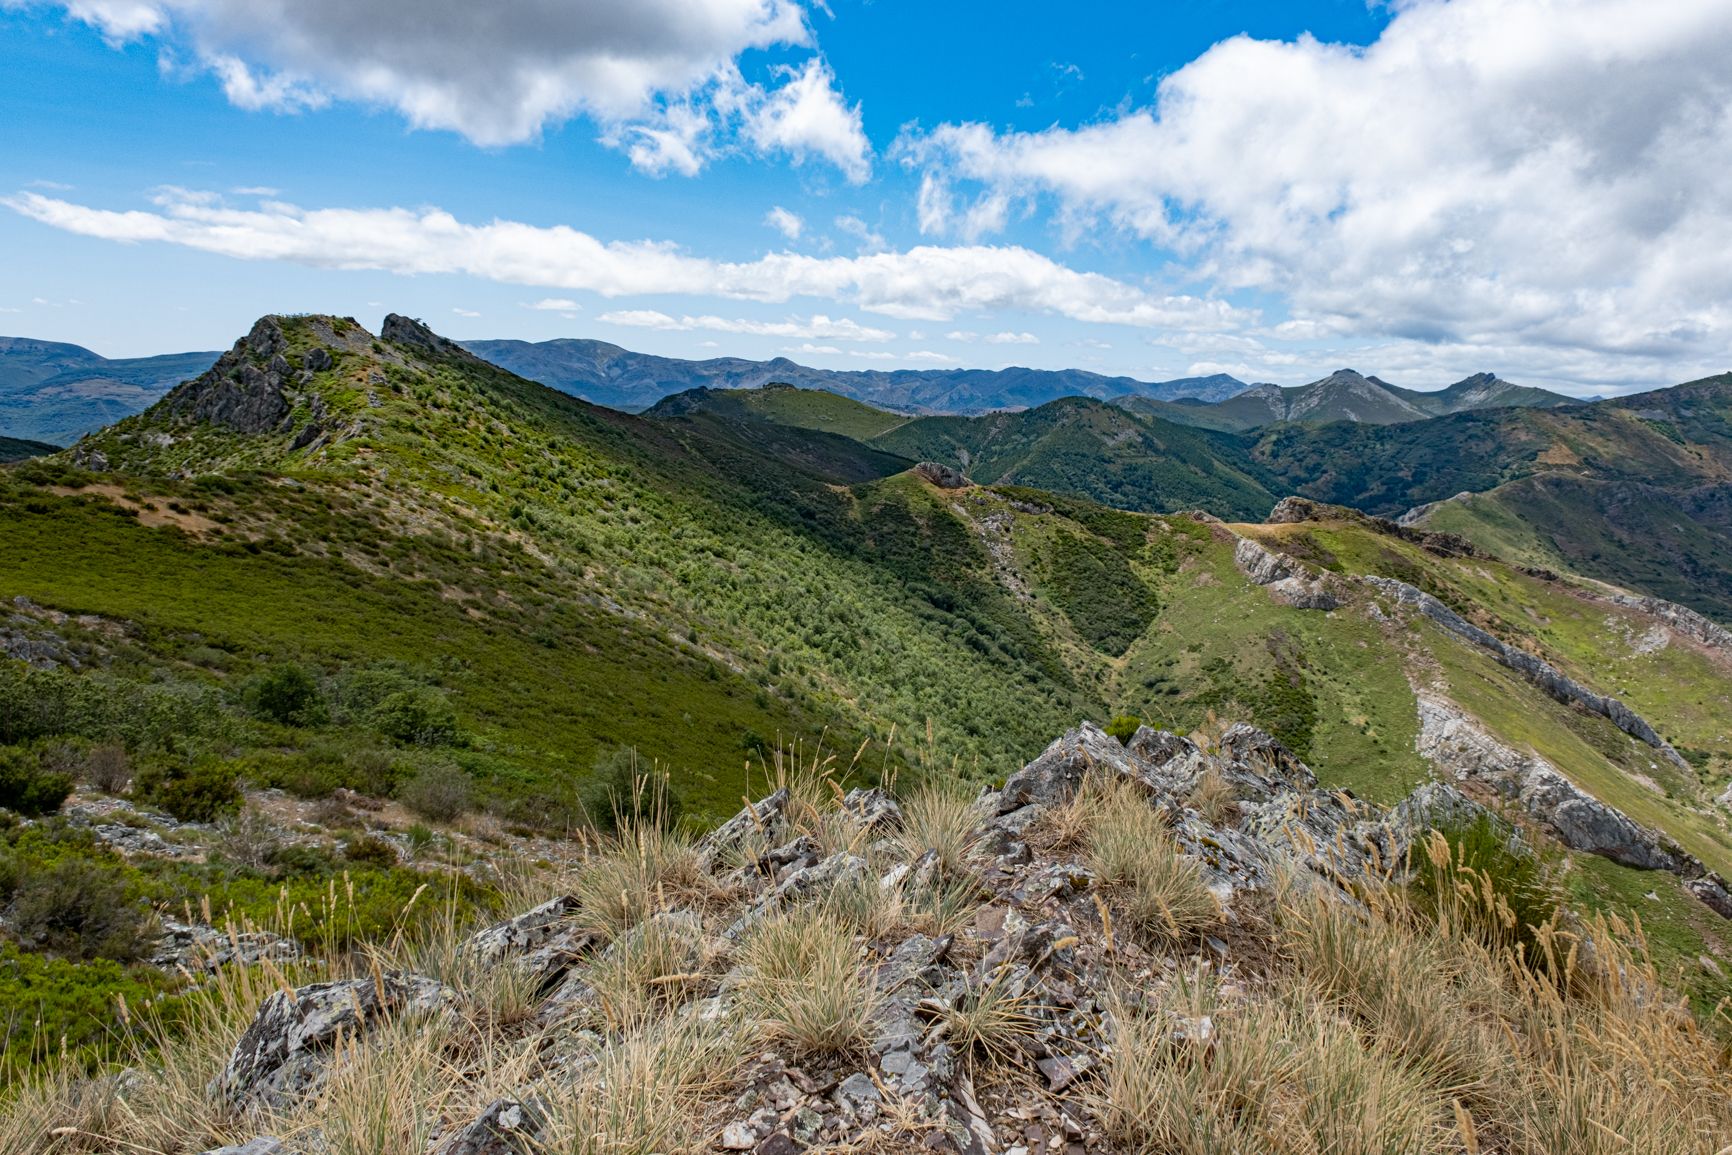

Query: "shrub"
<box><xmin>1105</xmin><ymin>714</ymin><xmax>1142</xmax><ymax>745</ymax></box>
<box><xmin>83</xmin><ymin>744</ymin><xmax>132</xmax><ymax>794</ymax></box>
<box><xmin>368</xmin><ymin>688</ymin><xmax>458</xmax><ymax>746</ymax></box>
<box><xmin>6</xmin><ymin>856</ymin><xmax>151</xmax><ymax>961</ymax></box>
<box><xmin>0</xmin><ymin>746</ymin><xmax>73</xmax><ymax>816</ymax></box>
<box><xmin>132</xmin><ymin>757</ymin><xmax>243</xmax><ymax>823</ymax></box>
<box><xmin>397</xmin><ymin>760</ymin><xmax>472</xmax><ymax>823</ymax></box>
<box><xmin>343</xmin><ymin>834</ymin><xmax>400</xmax><ymax>869</ymax></box>
<box><xmin>244</xmin><ymin>663</ymin><xmax>326</xmax><ymax>726</ymax></box>
<box><xmin>581</xmin><ymin>746</ymin><xmax>683</xmax><ymax>832</ymax></box>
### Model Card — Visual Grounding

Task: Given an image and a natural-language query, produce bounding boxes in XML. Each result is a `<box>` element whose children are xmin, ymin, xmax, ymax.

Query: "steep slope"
<box><xmin>12</xmin><ymin>312</ymin><xmax>1732</xmax><ymax>1077</ymax></box>
<box><xmin>464</xmin><ymin>335</ymin><xmax>1251</xmax><ymax>413</ymax></box>
<box><xmin>0</xmin><ymin>337</ymin><xmax>218</xmax><ymax>443</ymax></box>
<box><xmin>868</xmin><ymin>396</ymin><xmax>1278</xmax><ymax>519</ymax></box>
<box><xmin>9</xmin><ymin>313</ymin><xmax>1152</xmax><ymax>820</ymax></box>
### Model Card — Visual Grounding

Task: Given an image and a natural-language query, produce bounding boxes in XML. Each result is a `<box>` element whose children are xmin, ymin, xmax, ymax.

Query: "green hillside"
<box><xmin>870</xmin><ymin>396</ymin><xmax>1278</xmax><ymax>518</ymax></box>
<box><xmin>0</xmin><ymin>435</ymin><xmax>56</xmax><ymax>462</ymax></box>
<box><xmin>650</xmin><ymin>381</ymin><xmax>913</xmax><ymax>441</ymax></box>
<box><xmin>9</xmin><ymin>313</ymin><xmax>1732</xmax><ymax>1076</ymax></box>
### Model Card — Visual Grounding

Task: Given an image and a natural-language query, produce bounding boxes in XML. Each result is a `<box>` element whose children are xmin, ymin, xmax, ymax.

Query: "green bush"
<box><xmin>244</xmin><ymin>663</ymin><xmax>327</xmax><ymax>726</ymax></box>
<box><xmin>1105</xmin><ymin>714</ymin><xmax>1142</xmax><ymax>745</ymax></box>
<box><xmin>0</xmin><ymin>747</ymin><xmax>73</xmax><ymax>816</ymax></box>
<box><xmin>5</xmin><ymin>855</ymin><xmax>151</xmax><ymax>962</ymax></box>
<box><xmin>343</xmin><ymin>833</ymin><xmax>400</xmax><ymax>868</ymax></box>
<box><xmin>397</xmin><ymin>760</ymin><xmax>472</xmax><ymax>822</ymax></box>
<box><xmin>368</xmin><ymin>687</ymin><xmax>458</xmax><ymax>746</ymax></box>
<box><xmin>133</xmin><ymin>757</ymin><xmax>243</xmax><ymax>823</ymax></box>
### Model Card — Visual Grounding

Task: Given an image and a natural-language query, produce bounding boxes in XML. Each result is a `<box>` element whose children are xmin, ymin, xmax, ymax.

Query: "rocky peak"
<box><xmin>382</xmin><ymin>313</ymin><xmax>468</xmax><ymax>359</ymax></box>
<box><xmin>162</xmin><ymin>316</ymin><xmax>297</xmax><ymax>435</ymax></box>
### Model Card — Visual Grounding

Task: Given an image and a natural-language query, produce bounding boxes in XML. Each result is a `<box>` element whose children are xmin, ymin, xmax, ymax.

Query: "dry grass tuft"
<box><xmin>1086</xmin><ymin>782</ymin><xmax>1220</xmax><ymax>945</ymax></box>
<box><xmin>736</xmin><ymin>906</ymin><xmax>877</xmax><ymax>1057</ymax></box>
<box><xmin>896</xmin><ymin>781</ymin><xmax>982</xmax><ymax>875</ymax></box>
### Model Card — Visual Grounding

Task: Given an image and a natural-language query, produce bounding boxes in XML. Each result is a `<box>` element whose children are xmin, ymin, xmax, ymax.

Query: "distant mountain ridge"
<box><xmin>0</xmin><ymin>336</ymin><xmax>219</xmax><ymax>444</ymax></box>
<box><xmin>1118</xmin><ymin>368</ymin><xmax>1578</xmax><ymax>432</ymax></box>
<box><xmin>460</xmin><ymin>336</ymin><xmax>1256</xmax><ymax>413</ymax></box>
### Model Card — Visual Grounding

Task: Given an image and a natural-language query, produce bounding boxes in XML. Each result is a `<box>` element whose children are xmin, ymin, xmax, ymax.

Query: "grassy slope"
<box><xmin>871</xmin><ymin>397</ymin><xmax>1277</xmax><ymax>519</ymax></box>
<box><xmin>4</xmin><ymin>318</ymin><xmax>1119</xmax><ymax>813</ymax></box>
<box><xmin>693</xmin><ymin>383</ymin><xmax>913</xmax><ymax>441</ymax></box>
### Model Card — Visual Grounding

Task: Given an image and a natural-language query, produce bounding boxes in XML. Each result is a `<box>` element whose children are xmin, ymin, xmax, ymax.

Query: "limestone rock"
<box><xmin>1232</xmin><ymin>536</ymin><xmax>1339</xmax><ymax>610</ymax></box>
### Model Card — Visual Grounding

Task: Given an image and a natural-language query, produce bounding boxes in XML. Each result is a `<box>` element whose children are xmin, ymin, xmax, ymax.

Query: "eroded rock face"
<box><xmin>1233</xmin><ymin>536</ymin><xmax>1340</xmax><ymax>610</ymax></box>
<box><xmin>165</xmin><ymin>318</ymin><xmax>296</xmax><ymax>435</ymax></box>
<box><xmin>1413</xmin><ymin>695</ymin><xmax>1732</xmax><ymax>913</ymax></box>
<box><xmin>214</xmin><ymin>973</ymin><xmax>456</xmax><ymax>1112</ymax></box>
<box><xmin>1368</xmin><ymin>576</ymin><xmax>1688</xmax><ymax>768</ymax></box>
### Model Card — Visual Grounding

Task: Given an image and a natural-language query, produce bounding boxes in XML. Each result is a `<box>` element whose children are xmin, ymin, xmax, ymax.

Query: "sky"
<box><xmin>2</xmin><ymin>0</ymin><xmax>1731</xmax><ymax>397</ymax></box>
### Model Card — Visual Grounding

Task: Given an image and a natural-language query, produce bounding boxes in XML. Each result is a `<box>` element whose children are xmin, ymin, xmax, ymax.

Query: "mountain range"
<box><xmin>0</xmin><ymin>336</ymin><xmax>220</xmax><ymax>445</ymax></box>
<box><xmin>1119</xmin><ymin>368</ymin><xmax>1579</xmax><ymax>432</ymax></box>
<box><xmin>462</xmin><ymin>336</ymin><xmax>1255</xmax><ymax>413</ymax></box>
<box><xmin>9</xmin><ymin>309</ymin><xmax>1732</xmax><ymax>1071</ymax></box>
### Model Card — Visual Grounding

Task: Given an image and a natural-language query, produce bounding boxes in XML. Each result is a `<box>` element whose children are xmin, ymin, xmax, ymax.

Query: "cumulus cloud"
<box><xmin>764</xmin><ymin>205</ymin><xmax>804</xmax><ymax>240</ymax></box>
<box><xmin>28</xmin><ymin>0</ymin><xmax>870</xmax><ymax>179</ymax></box>
<box><xmin>525</xmin><ymin>298</ymin><xmax>580</xmax><ymax>312</ymax></box>
<box><xmin>985</xmin><ymin>331</ymin><xmax>1038</xmax><ymax>345</ymax></box>
<box><xmin>901</xmin><ymin>0</ymin><xmax>1732</xmax><ymax>384</ymax></box>
<box><xmin>598</xmin><ymin>309</ymin><xmax>894</xmax><ymax>342</ymax></box>
<box><xmin>4</xmin><ymin>189</ymin><xmax>1245</xmax><ymax>332</ymax></box>
<box><xmin>740</xmin><ymin>58</ymin><xmax>869</xmax><ymax>182</ymax></box>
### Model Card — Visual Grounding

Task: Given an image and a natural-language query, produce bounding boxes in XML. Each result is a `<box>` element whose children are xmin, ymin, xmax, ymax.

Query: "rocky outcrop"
<box><xmin>913</xmin><ymin>461</ymin><xmax>971</xmax><ymax>489</ymax></box>
<box><xmin>214</xmin><ymin>973</ymin><xmax>456</xmax><ymax>1112</ymax></box>
<box><xmin>1603</xmin><ymin>591</ymin><xmax>1732</xmax><ymax>657</ymax></box>
<box><xmin>1232</xmin><ymin>536</ymin><xmax>1339</xmax><ymax>609</ymax></box>
<box><xmin>1414</xmin><ymin>695</ymin><xmax>1732</xmax><ymax>915</ymax></box>
<box><xmin>1270</xmin><ymin>496</ymin><xmax>1485</xmax><ymax>559</ymax></box>
<box><xmin>383</xmin><ymin>313</ymin><xmax>470</xmax><ymax>359</ymax></box>
<box><xmin>1367</xmin><ymin>576</ymin><xmax>1688</xmax><ymax>768</ymax></box>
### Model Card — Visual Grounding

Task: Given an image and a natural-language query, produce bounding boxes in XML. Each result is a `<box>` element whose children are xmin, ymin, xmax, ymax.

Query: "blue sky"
<box><xmin>3</xmin><ymin>0</ymin><xmax>1730</xmax><ymax>396</ymax></box>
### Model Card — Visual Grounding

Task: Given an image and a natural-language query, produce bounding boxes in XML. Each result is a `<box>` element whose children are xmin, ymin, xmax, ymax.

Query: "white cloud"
<box><xmin>764</xmin><ymin>205</ymin><xmax>804</xmax><ymax>240</ymax></box>
<box><xmin>451</xmin><ymin>307</ymin><xmax>480</xmax><ymax>318</ymax></box>
<box><xmin>0</xmin><ymin>306</ymin><xmax>19</xmax><ymax>313</ymax></box>
<box><xmin>901</xmin><ymin>0</ymin><xmax>1732</xmax><ymax>387</ymax></box>
<box><xmin>903</xmin><ymin>350</ymin><xmax>958</xmax><ymax>362</ymax></box>
<box><xmin>525</xmin><ymin>298</ymin><xmax>581</xmax><ymax>312</ymax></box>
<box><xmin>31</xmin><ymin>0</ymin><xmax>872</xmax><ymax>177</ymax></box>
<box><xmin>740</xmin><ymin>58</ymin><xmax>869</xmax><ymax>182</ymax></box>
<box><xmin>598</xmin><ymin>309</ymin><xmax>894</xmax><ymax>341</ymax></box>
<box><xmin>834</xmin><ymin>214</ymin><xmax>886</xmax><ymax>253</ymax></box>
<box><xmin>783</xmin><ymin>343</ymin><xmax>843</xmax><ymax>356</ymax></box>
<box><xmin>945</xmin><ymin>330</ymin><xmax>978</xmax><ymax>342</ymax></box>
<box><xmin>985</xmin><ymin>330</ymin><xmax>1037</xmax><ymax>345</ymax></box>
<box><xmin>230</xmin><ymin>185</ymin><xmax>280</xmax><ymax>196</ymax></box>
<box><xmin>4</xmin><ymin>188</ymin><xmax>1250</xmax><ymax>332</ymax></box>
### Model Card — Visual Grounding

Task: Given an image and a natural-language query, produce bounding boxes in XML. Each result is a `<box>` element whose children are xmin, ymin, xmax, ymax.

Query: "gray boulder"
<box><xmin>213</xmin><ymin>973</ymin><xmax>456</xmax><ymax>1111</ymax></box>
